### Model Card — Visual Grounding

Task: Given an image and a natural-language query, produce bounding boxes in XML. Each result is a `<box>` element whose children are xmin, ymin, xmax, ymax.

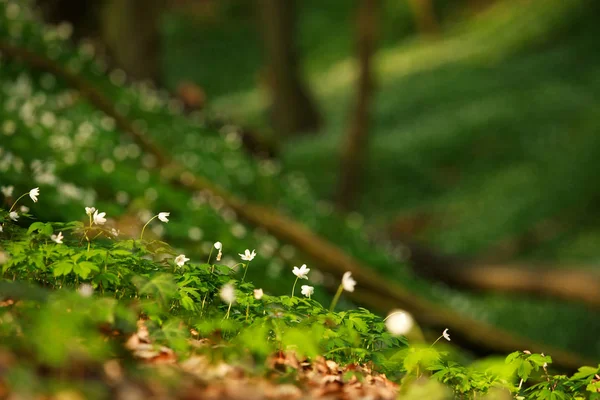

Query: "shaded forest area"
<box><xmin>1</xmin><ymin>0</ymin><xmax>600</xmax><ymax>398</ymax></box>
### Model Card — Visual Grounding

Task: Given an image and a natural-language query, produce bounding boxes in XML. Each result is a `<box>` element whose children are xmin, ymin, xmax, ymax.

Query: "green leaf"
<box><xmin>505</xmin><ymin>351</ymin><xmax>522</xmax><ymax>364</ymax></box>
<box><xmin>571</xmin><ymin>366</ymin><xmax>599</xmax><ymax>380</ymax></box>
<box><xmin>517</xmin><ymin>360</ymin><xmax>533</xmax><ymax>381</ymax></box>
<box><xmin>214</xmin><ymin>264</ymin><xmax>232</xmax><ymax>275</ymax></box>
<box><xmin>528</xmin><ymin>354</ymin><xmax>551</xmax><ymax>367</ymax></box>
<box><xmin>179</xmin><ymin>295</ymin><xmax>195</xmax><ymax>311</ymax></box>
<box><xmin>73</xmin><ymin>261</ymin><xmax>98</xmax><ymax>279</ymax></box>
<box><xmin>110</xmin><ymin>250</ymin><xmax>134</xmax><ymax>257</ymax></box>
<box><xmin>94</xmin><ymin>272</ymin><xmax>119</xmax><ymax>287</ymax></box>
<box><xmin>586</xmin><ymin>381</ymin><xmax>600</xmax><ymax>392</ymax></box>
<box><xmin>53</xmin><ymin>261</ymin><xmax>73</xmax><ymax>277</ymax></box>
<box><xmin>27</xmin><ymin>222</ymin><xmax>51</xmax><ymax>236</ymax></box>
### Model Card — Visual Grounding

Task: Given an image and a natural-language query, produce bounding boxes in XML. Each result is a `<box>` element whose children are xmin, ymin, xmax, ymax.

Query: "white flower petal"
<box><xmin>442</xmin><ymin>328</ymin><xmax>451</xmax><ymax>341</ymax></box>
<box><xmin>220</xmin><ymin>283</ymin><xmax>235</xmax><ymax>303</ymax></box>
<box><xmin>239</xmin><ymin>249</ymin><xmax>256</xmax><ymax>261</ymax></box>
<box><xmin>93</xmin><ymin>210</ymin><xmax>106</xmax><ymax>225</ymax></box>
<box><xmin>174</xmin><ymin>254</ymin><xmax>189</xmax><ymax>267</ymax></box>
<box><xmin>1</xmin><ymin>186</ymin><xmax>14</xmax><ymax>197</ymax></box>
<box><xmin>158</xmin><ymin>212</ymin><xmax>170</xmax><ymax>223</ymax></box>
<box><xmin>51</xmin><ymin>231</ymin><xmax>64</xmax><ymax>244</ymax></box>
<box><xmin>385</xmin><ymin>310</ymin><xmax>414</xmax><ymax>336</ymax></box>
<box><xmin>292</xmin><ymin>264</ymin><xmax>310</xmax><ymax>279</ymax></box>
<box><xmin>301</xmin><ymin>285</ymin><xmax>314</xmax><ymax>297</ymax></box>
<box><xmin>29</xmin><ymin>187</ymin><xmax>39</xmax><ymax>203</ymax></box>
<box><xmin>342</xmin><ymin>271</ymin><xmax>357</xmax><ymax>292</ymax></box>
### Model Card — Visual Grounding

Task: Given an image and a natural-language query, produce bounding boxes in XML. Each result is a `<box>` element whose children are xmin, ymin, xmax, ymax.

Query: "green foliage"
<box><xmin>1</xmin><ymin>0</ymin><xmax>599</xmax><ymax>360</ymax></box>
<box><xmin>2</xmin><ymin>210</ymin><xmax>600</xmax><ymax>398</ymax></box>
<box><xmin>1</xmin><ymin>0</ymin><xmax>599</xmax><ymax>397</ymax></box>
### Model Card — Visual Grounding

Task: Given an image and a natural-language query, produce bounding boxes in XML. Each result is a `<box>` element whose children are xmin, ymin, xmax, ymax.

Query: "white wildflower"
<box><xmin>239</xmin><ymin>249</ymin><xmax>256</xmax><ymax>262</ymax></box>
<box><xmin>342</xmin><ymin>271</ymin><xmax>357</xmax><ymax>292</ymax></box>
<box><xmin>220</xmin><ymin>283</ymin><xmax>235</xmax><ymax>304</ymax></box>
<box><xmin>443</xmin><ymin>328</ymin><xmax>451</xmax><ymax>341</ymax></box>
<box><xmin>93</xmin><ymin>210</ymin><xmax>106</xmax><ymax>225</ymax></box>
<box><xmin>385</xmin><ymin>310</ymin><xmax>414</xmax><ymax>336</ymax></box>
<box><xmin>9</xmin><ymin>211</ymin><xmax>18</xmax><ymax>221</ymax></box>
<box><xmin>214</xmin><ymin>241</ymin><xmax>222</xmax><ymax>250</ymax></box>
<box><xmin>78</xmin><ymin>283</ymin><xmax>94</xmax><ymax>297</ymax></box>
<box><xmin>85</xmin><ymin>206</ymin><xmax>96</xmax><ymax>216</ymax></box>
<box><xmin>158</xmin><ymin>212</ymin><xmax>170</xmax><ymax>223</ymax></box>
<box><xmin>301</xmin><ymin>285</ymin><xmax>314</xmax><ymax>298</ymax></box>
<box><xmin>51</xmin><ymin>231</ymin><xmax>63</xmax><ymax>244</ymax></box>
<box><xmin>174</xmin><ymin>254</ymin><xmax>189</xmax><ymax>267</ymax></box>
<box><xmin>292</xmin><ymin>264</ymin><xmax>310</xmax><ymax>280</ymax></box>
<box><xmin>253</xmin><ymin>288</ymin><xmax>264</xmax><ymax>300</ymax></box>
<box><xmin>29</xmin><ymin>187</ymin><xmax>39</xmax><ymax>203</ymax></box>
<box><xmin>1</xmin><ymin>186</ymin><xmax>13</xmax><ymax>197</ymax></box>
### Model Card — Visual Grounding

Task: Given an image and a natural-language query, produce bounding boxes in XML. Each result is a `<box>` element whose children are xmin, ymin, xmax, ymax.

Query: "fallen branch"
<box><xmin>389</xmin><ymin>236</ymin><xmax>600</xmax><ymax>309</ymax></box>
<box><xmin>2</xmin><ymin>40</ymin><xmax>595</xmax><ymax>370</ymax></box>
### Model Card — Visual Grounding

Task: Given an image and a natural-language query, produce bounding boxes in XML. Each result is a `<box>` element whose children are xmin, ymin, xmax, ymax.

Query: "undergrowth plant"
<box><xmin>0</xmin><ymin>0</ymin><xmax>599</xmax><ymax>358</ymax></box>
<box><xmin>1</xmin><ymin>203</ymin><xmax>599</xmax><ymax>399</ymax></box>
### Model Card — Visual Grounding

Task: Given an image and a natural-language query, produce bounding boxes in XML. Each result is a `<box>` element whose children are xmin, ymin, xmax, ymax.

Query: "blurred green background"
<box><xmin>3</xmin><ymin>0</ymin><xmax>600</xmax><ymax>360</ymax></box>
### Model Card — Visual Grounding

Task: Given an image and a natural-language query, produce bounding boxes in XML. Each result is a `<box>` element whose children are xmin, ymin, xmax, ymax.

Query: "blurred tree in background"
<box><xmin>257</xmin><ymin>0</ymin><xmax>322</xmax><ymax>137</ymax></box>
<box><xmin>37</xmin><ymin>0</ymin><xmax>165</xmax><ymax>82</ymax></box>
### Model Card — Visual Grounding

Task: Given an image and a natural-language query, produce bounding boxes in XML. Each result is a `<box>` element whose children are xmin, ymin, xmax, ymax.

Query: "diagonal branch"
<box><xmin>2</xmin><ymin>40</ymin><xmax>595</xmax><ymax>370</ymax></box>
<box><xmin>389</xmin><ymin>236</ymin><xmax>600</xmax><ymax>309</ymax></box>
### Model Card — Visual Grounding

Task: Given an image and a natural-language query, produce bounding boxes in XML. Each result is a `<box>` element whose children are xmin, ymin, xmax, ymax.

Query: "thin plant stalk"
<box><xmin>139</xmin><ymin>215</ymin><xmax>158</xmax><ymax>241</ymax></box>
<box><xmin>208</xmin><ymin>247</ymin><xmax>215</xmax><ymax>272</ymax></box>
<box><xmin>291</xmin><ymin>276</ymin><xmax>300</xmax><ymax>298</ymax></box>
<box><xmin>241</xmin><ymin>261</ymin><xmax>251</xmax><ymax>282</ymax></box>
<box><xmin>224</xmin><ymin>301</ymin><xmax>232</xmax><ymax>319</ymax></box>
<box><xmin>329</xmin><ymin>284</ymin><xmax>344</xmax><ymax>311</ymax></box>
<box><xmin>8</xmin><ymin>193</ymin><xmax>29</xmax><ymax>212</ymax></box>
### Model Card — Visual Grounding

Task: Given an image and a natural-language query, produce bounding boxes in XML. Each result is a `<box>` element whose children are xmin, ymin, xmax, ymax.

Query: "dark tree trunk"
<box><xmin>257</xmin><ymin>0</ymin><xmax>322</xmax><ymax>137</ymax></box>
<box><xmin>100</xmin><ymin>0</ymin><xmax>165</xmax><ymax>83</ymax></box>
<box><xmin>408</xmin><ymin>0</ymin><xmax>440</xmax><ymax>37</ymax></box>
<box><xmin>36</xmin><ymin>0</ymin><xmax>164</xmax><ymax>83</ymax></box>
<box><xmin>335</xmin><ymin>0</ymin><xmax>379</xmax><ymax>211</ymax></box>
<box><xmin>36</xmin><ymin>0</ymin><xmax>103</xmax><ymax>41</ymax></box>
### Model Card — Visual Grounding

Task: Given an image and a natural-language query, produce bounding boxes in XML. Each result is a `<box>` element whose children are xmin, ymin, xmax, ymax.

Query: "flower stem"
<box><xmin>208</xmin><ymin>247</ymin><xmax>215</xmax><ymax>272</ymax></box>
<box><xmin>291</xmin><ymin>277</ymin><xmax>299</xmax><ymax>298</ymax></box>
<box><xmin>224</xmin><ymin>301</ymin><xmax>232</xmax><ymax>320</ymax></box>
<box><xmin>430</xmin><ymin>335</ymin><xmax>444</xmax><ymax>347</ymax></box>
<box><xmin>383</xmin><ymin>311</ymin><xmax>404</xmax><ymax>322</ymax></box>
<box><xmin>139</xmin><ymin>215</ymin><xmax>157</xmax><ymax>241</ymax></box>
<box><xmin>8</xmin><ymin>193</ymin><xmax>28</xmax><ymax>213</ymax></box>
<box><xmin>329</xmin><ymin>284</ymin><xmax>344</xmax><ymax>312</ymax></box>
<box><xmin>241</xmin><ymin>262</ymin><xmax>250</xmax><ymax>282</ymax></box>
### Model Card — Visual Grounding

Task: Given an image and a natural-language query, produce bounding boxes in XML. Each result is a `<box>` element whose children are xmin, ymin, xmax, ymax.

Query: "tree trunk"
<box><xmin>100</xmin><ymin>0</ymin><xmax>165</xmax><ymax>83</ymax></box>
<box><xmin>36</xmin><ymin>0</ymin><xmax>102</xmax><ymax>40</ymax></box>
<box><xmin>408</xmin><ymin>0</ymin><xmax>440</xmax><ymax>37</ymax></box>
<box><xmin>335</xmin><ymin>0</ymin><xmax>379</xmax><ymax>211</ymax></box>
<box><xmin>257</xmin><ymin>0</ymin><xmax>322</xmax><ymax>136</ymax></box>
